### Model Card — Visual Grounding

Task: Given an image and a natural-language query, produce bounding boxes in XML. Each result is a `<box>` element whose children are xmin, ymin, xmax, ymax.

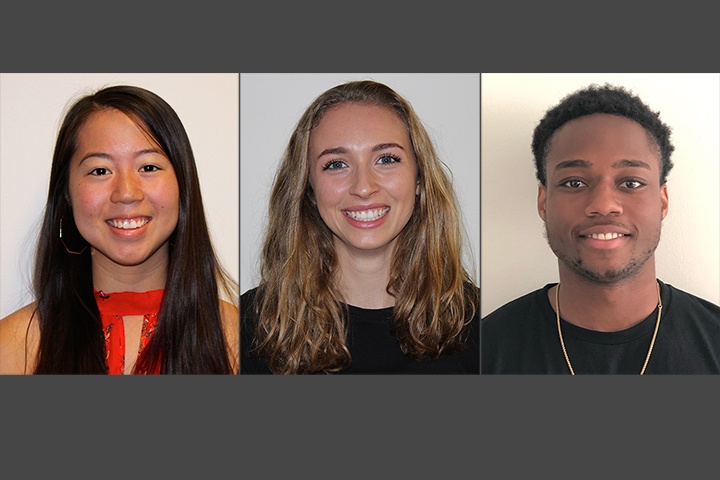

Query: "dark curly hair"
<box><xmin>531</xmin><ymin>83</ymin><xmax>675</xmax><ymax>186</ymax></box>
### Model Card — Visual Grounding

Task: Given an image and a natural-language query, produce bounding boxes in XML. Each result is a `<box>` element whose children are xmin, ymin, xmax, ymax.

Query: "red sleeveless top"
<box><xmin>94</xmin><ymin>288</ymin><xmax>164</xmax><ymax>374</ymax></box>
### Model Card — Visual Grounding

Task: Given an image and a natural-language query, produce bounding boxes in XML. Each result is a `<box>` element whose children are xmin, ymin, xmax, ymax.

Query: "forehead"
<box><xmin>547</xmin><ymin>113</ymin><xmax>661</xmax><ymax>170</ymax></box>
<box><xmin>76</xmin><ymin>109</ymin><xmax>155</xmax><ymax>146</ymax></box>
<box><xmin>310</xmin><ymin>103</ymin><xmax>408</xmax><ymax>146</ymax></box>
<box><xmin>80</xmin><ymin>108</ymin><xmax>131</xmax><ymax>131</ymax></box>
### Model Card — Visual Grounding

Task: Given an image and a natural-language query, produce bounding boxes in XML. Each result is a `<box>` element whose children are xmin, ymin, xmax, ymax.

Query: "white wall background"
<box><xmin>481</xmin><ymin>73</ymin><xmax>720</xmax><ymax>317</ymax></box>
<box><xmin>0</xmin><ymin>73</ymin><xmax>239</xmax><ymax>318</ymax></box>
<box><xmin>240</xmin><ymin>73</ymin><xmax>480</xmax><ymax>294</ymax></box>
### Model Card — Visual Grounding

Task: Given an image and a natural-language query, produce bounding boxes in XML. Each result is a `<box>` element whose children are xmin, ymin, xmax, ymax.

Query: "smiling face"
<box><xmin>537</xmin><ymin>113</ymin><xmax>669</xmax><ymax>284</ymax></box>
<box><xmin>68</xmin><ymin>108</ymin><xmax>180</xmax><ymax>270</ymax></box>
<box><xmin>308</xmin><ymin>102</ymin><xmax>418</xmax><ymax>260</ymax></box>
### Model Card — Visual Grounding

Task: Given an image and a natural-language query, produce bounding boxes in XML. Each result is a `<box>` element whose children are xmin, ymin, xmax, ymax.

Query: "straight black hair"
<box><xmin>32</xmin><ymin>85</ymin><xmax>235</xmax><ymax>373</ymax></box>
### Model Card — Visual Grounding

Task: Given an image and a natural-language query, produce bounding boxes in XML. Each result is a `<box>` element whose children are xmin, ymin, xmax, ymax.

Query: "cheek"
<box><xmin>69</xmin><ymin>183</ymin><xmax>105</xmax><ymax>219</ymax></box>
<box><xmin>544</xmin><ymin>197</ymin><xmax>574</xmax><ymax>227</ymax></box>
<box><xmin>634</xmin><ymin>202</ymin><xmax>664</xmax><ymax>226</ymax></box>
<box><xmin>312</xmin><ymin>177</ymin><xmax>346</xmax><ymax>207</ymax></box>
<box><xmin>153</xmin><ymin>181</ymin><xmax>180</xmax><ymax>217</ymax></box>
<box><xmin>389</xmin><ymin>175</ymin><xmax>416</xmax><ymax>200</ymax></box>
<box><xmin>388</xmin><ymin>163</ymin><xmax>418</xmax><ymax>199</ymax></box>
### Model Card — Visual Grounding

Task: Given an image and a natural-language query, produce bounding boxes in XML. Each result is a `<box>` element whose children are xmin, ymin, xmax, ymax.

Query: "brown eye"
<box><xmin>623</xmin><ymin>180</ymin><xmax>643</xmax><ymax>189</ymax></box>
<box><xmin>89</xmin><ymin>167</ymin><xmax>109</xmax><ymax>176</ymax></box>
<box><xmin>561</xmin><ymin>179</ymin><xmax>586</xmax><ymax>188</ymax></box>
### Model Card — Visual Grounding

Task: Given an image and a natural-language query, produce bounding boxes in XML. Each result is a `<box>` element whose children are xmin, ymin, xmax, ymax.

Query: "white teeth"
<box><xmin>588</xmin><ymin>233</ymin><xmax>624</xmax><ymax>240</ymax></box>
<box><xmin>344</xmin><ymin>207</ymin><xmax>390</xmax><ymax>222</ymax></box>
<box><xmin>108</xmin><ymin>218</ymin><xmax>149</xmax><ymax>229</ymax></box>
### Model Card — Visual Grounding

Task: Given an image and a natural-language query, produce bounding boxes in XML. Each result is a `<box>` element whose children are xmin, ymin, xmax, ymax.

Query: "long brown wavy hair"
<box><xmin>251</xmin><ymin>80</ymin><xmax>477</xmax><ymax>374</ymax></box>
<box><xmin>31</xmin><ymin>85</ymin><xmax>237</xmax><ymax>374</ymax></box>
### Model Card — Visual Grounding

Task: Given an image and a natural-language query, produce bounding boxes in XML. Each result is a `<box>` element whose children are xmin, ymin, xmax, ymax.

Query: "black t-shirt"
<box><xmin>241</xmin><ymin>287</ymin><xmax>480</xmax><ymax>374</ymax></box>
<box><xmin>481</xmin><ymin>280</ymin><xmax>720</xmax><ymax>374</ymax></box>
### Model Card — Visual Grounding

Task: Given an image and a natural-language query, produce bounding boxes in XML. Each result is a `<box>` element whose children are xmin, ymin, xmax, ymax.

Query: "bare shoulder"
<box><xmin>0</xmin><ymin>303</ymin><xmax>40</xmax><ymax>374</ymax></box>
<box><xmin>220</xmin><ymin>299</ymin><xmax>239</xmax><ymax>373</ymax></box>
<box><xmin>220</xmin><ymin>299</ymin><xmax>239</xmax><ymax>330</ymax></box>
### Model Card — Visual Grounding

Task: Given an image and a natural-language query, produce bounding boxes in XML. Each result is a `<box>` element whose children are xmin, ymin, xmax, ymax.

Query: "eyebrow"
<box><xmin>372</xmin><ymin>142</ymin><xmax>405</xmax><ymax>152</ymax></box>
<box><xmin>554</xmin><ymin>159</ymin><xmax>652</xmax><ymax>170</ymax></box>
<box><xmin>316</xmin><ymin>142</ymin><xmax>406</xmax><ymax>160</ymax></box>
<box><xmin>316</xmin><ymin>147</ymin><xmax>348</xmax><ymax>159</ymax></box>
<box><xmin>612</xmin><ymin>159</ymin><xmax>652</xmax><ymax>170</ymax></box>
<box><xmin>78</xmin><ymin>148</ymin><xmax>165</xmax><ymax>165</ymax></box>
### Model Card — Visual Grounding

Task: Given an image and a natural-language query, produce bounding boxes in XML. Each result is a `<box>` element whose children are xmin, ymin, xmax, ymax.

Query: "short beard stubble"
<box><xmin>543</xmin><ymin>223</ymin><xmax>662</xmax><ymax>285</ymax></box>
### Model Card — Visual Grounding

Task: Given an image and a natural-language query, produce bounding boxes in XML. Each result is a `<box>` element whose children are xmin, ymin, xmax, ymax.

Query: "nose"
<box><xmin>585</xmin><ymin>181</ymin><xmax>622</xmax><ymax>217</ymax></box>
<box><xmin>110</xmin><ymin>171</ymin><xmax>144</xmax><ymax>204</ymax></box>
<box><xmin>349</xmin><ymin>163</ymin><xmax>379</xmax><ymax>199</ymax></box>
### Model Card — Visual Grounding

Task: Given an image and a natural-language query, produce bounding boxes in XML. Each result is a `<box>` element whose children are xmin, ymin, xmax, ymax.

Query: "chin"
<box><xmin>572</xmin><ymin>263</ymin><xmax>644</xmax><ymax>285</ymax></box>
<box><xmin>111</xmin><ymin>256</ymin><xmax>153</xmax><ymax>268</ymax></box>
<box><xmin>98</xmin><ymin>247</ymin><xmax>159</xmax><ymax>266</ymax></box>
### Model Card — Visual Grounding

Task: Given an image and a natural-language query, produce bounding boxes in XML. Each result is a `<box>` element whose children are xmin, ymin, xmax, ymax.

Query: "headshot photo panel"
<box><xmin>0</xmin><ymin>73</ymin><xmax>239</xmax><ymax>374</ymax></box>
<box><xmin>481</xmin><ymin>73</ymin><xmax>720</xmax><ymax>374</ymax></box>
<box><xmin>240</xmin><ymin>73</ymin><xmax>480</xmax><ymax>374</ymax></box>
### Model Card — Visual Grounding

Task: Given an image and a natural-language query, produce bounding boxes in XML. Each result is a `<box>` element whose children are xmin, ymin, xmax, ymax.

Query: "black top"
<box><xmin>481</xmin><ymin>280</ymin><xmax>720</xmax><ymax>374</ymax></box>
<box><xmin>241</xmin><ymin>287</ymin><xmax>480</xmax><ymax>374</ymax></box>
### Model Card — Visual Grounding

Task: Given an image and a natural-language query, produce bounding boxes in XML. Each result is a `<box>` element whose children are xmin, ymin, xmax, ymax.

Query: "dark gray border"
<box><xmin>1</xmin><ymin>3</ymin><xmax>718</xmax><ymax>477</ymax></box>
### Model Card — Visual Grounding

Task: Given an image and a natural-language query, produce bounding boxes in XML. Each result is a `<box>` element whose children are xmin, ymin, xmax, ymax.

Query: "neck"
<box><xmin>91</xmin><ymin>245</ymin><xmax>169</xmax><ymax>293</ymax></box>
<box><xmin>551</xmin><ymin>261</ymin><xmax>660</xmax><ymax>332</ymax></box>
<box><xmin>334</xmin><ymin>240</ymin><xmax>395</xmax><ymax>309</ymax></box>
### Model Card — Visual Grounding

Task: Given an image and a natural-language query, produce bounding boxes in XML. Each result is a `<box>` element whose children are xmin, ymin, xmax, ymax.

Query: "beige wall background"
<box><xmin>481</xmin><ymin>73</ymin><xmax>720</xmax><ymax>317</ymax></box>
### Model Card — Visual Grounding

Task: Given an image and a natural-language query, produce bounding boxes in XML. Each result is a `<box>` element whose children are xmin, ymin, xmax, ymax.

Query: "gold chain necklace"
<box><xmin>555</xmin><ymin>281</ymin><xmax>662</xmax><ymax>375</ymax></box>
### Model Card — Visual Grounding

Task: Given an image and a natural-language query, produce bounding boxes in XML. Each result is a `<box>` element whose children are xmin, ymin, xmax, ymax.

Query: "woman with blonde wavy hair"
<box><xmin>240</xmin><ymin>79</ymin><xmax>478</xmax><ymax>374</ymax></box>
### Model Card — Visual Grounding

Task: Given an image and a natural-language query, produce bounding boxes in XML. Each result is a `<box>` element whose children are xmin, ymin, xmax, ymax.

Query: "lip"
<box><xmin>577</xmin><ymin>223</ymin><xmax>631</xmax><ymax>236</ymax></box>
<box><xmin>342</xmin><ymin>203</ymin><xmax>389</xmax><ymax>212</ymax></box>
<box><xmin>575</xmin><ymin>223</ymin><xmax>633</xmax><ymax>250</ymax></box>
<box><xmin>581</xmin><ymin>235</ymin><xmax>628</xmax><ymax>250</ymax></box>
<box><xmin>341</xmin><ymin>204</ymin><xmax>390</xmax><ymax>229</ymax></box>
<box><xmin>106</xmin><ymin>216</ymin><xmax>152</xmax><ymax>238</ymax></box>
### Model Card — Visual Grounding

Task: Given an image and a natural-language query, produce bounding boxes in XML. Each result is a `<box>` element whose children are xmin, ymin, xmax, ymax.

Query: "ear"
<box><xmin>537</xmin><ymin>184</ymin><xmax>548</xmax><ymax>222</ymax></box>
<box><xmin>660</xmin><ymin>183</ymin><xmax>669</xmax><ymax>220</ymax></box>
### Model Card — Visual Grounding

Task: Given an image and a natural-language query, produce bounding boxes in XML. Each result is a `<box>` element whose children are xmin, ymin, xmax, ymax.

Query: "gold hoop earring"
<box><xmin>59</xmin><ymin>217</ymin><xmax>87</xmax><ymax>255</ymax></box>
